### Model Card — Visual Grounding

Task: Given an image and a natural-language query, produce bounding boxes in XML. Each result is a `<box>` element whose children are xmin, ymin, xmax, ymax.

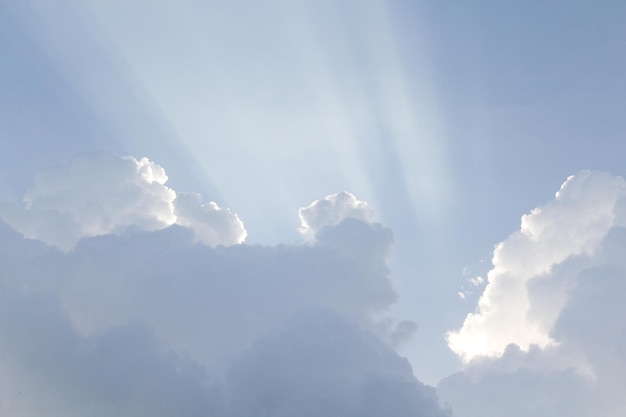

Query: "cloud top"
<box><xmin>448</xmin><ymin>170</ymin><xmax>626</xmax><ymax>362</ymax></box>
<box><xmin>0</xmin><ymin>154</ymin><xmax>246</xmax><ymax>250</ymax></box>
<box><xmin>299</xmin><ymin>191</ymin><xmax>374</xmax><ymax>237</ymax></box>
<box><xmin>438</xmin><ymin>171</ymin><xmax>626</xmax><ymax>416</ymax></box>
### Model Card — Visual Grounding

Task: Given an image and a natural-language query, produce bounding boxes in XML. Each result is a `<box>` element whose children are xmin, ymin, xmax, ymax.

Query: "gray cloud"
<box><xmin>225</xmin><ymin>309</ymin><xmax>451</xmax><ymax>417</ymax></box>
<box><xmin>47</xmin><ymin>220</ymin><xmax>397</xmax><ymax>365</ymax></box>
<box><xmin>0</xmin><ymin>285</ymin><xmax>222</xmax><ymax>417</ymax></box>
<box><xmin>0</xmin><ymin>156</ymin><xmax>451</xmax><ymax>416</ymax></box>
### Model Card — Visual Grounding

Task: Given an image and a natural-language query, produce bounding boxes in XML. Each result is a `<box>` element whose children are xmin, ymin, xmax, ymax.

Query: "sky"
<box><xmin>1</xmin><ymin>1</ymin><xmax>626</xmax><ymax>416</ymax></box>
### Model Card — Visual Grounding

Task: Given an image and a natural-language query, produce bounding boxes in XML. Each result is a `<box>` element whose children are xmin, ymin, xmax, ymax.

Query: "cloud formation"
<box><xmin>441</xmin><ymin>170</ymin><xmax>626</xmax><ymax>416</ymax></box>
<box><xmin>299</xmin><ymin>191</ymin><xmax>374</xmax><ymax>237</ymax></box>
<box><xmin>0</xmin><ymin>154</ymin><xmax>246</xmax><ymax>250</ymax></box>
<box><xmin>0</xmin><ymin>155</ymin><xmax>451</xmax><ymax>416</ymax></box>
<box><xmin>448</xmin><ymin>170</ymin><xmax>626</xmax><ymax>362</ymax></box>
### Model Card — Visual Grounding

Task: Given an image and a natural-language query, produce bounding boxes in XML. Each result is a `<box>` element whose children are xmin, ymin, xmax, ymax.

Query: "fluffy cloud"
<box><xmin>448</xmin><ymin>170</ymin><xmax>626</xmax><ymax>362</ymax></box>
<box><xmin>440</xmin><ymin>171</ymin><xmax>626</xmax><ymax>416</ymax></box>
<box><xmin>173</xmin><ymin>192</ymin><xmax>246</xmax><ymax>247</ymax></box>
<box><xmin>0</xmin><ymin>156</ymin><xmax>451</xmax><ymax>416</ymax></box>
<box><xmin>299</xmin><ymin>191</ymin><xmax>374</xmax><ymax>237</ymax></box>
<box><xmin>0</xmin><ymin>154</ymin><xmax>246</xmax><ymax>250</ymax></box>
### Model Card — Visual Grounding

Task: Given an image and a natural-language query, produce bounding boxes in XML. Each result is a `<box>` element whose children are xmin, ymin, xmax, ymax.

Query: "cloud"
<box><xmin>438</xmin><ymin>352</ymin><xmax>595</xmax><ymax>417</ymax></box>
<box><xmin>0</xmin><ymin>155</ymin><xmax>451</xmax><ymax>416</ymax></box>
<box><xmin>447</xmin><ymin>170</ymin><xmax>626</xmax><ymax>362</ymax></box>
<box><xmin>0</xmin><ymin>276</ymin><xmax>450</xmax><ymax>416</ymax></box>
<box><xmin>173</xmin><ymin>192</ymin><xmax>246</xmax><ymax>247</ymax></box>
<box><xmin>299</xmin><ymin>191</ymin><xmax>374</xmax><ymax>237</ymax></box>
<box><xmin>0</xmin><ymin>154</ymin><xmax>246</xmax><ymax>250</ymax></box>
<box><xmin>0</xmin><ymin>284</ymin><xmax>222</xmax><ymax>417</ymax></box>
<box><xmin>44</xmin><ymin>221</ymin><xmax>398</xmax><ymax>364</ymax></box>
<box><xmin>225</xmin><ymin>309</ymin><xmax>451</xmax><ymax>417</ymax></box>
<box><xmin>440</xmin><ymin>171</ymin><xmax>626</xmax><ymax>416</ymax></box>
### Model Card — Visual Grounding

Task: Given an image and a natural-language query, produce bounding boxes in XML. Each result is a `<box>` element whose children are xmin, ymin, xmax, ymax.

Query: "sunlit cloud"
<box><xmin>0</xmin><ymin>154</ymin><xmax>245</xmax><ymax>251</ymax></box>
<box><xmin>440</xmin><ymin>170</ymin><xmax>626</xmax><ymax>416</ymax></box>
<box><xmin>447</xmin><ymin>170</ymin><xmax>626</xmax><ymax>362</ymax></box>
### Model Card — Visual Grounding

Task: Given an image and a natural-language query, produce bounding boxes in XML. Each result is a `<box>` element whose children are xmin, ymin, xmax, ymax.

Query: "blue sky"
<box><xmin>2</xmin><ymin>1</ymin><xmax>626</xmax><ymax>415</ymax></box>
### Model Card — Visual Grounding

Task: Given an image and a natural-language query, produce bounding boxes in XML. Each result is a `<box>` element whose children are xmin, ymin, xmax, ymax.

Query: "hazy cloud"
<box><xmin>225</xmin><ymin>309</ymin><xmax>451</xmax><ymax>417</ymax></box>
<box><xmin>0</xmin><ymin>283</ymin><xmax>222</xmax><ymax>417</ymax></box>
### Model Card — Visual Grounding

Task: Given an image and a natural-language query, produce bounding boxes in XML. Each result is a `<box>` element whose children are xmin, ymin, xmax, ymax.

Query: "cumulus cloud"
<box><xmin>173</xmin><ymin>192</ymin><xmax>246</xmax><ymax>247</ymax></box>
<box><xmin>448</xmin><ymin>170</ymin><xmax>626</xmax><ymax>362</ymax></box>
<box><xmin>0</xmin><ymin>154</ymin><xmax>246</xmax><ymax>250</ymax></box>
<box><xmin>440</xmin><ymin>170</ymin><xmax>626</xmax><ymax>417</ymax></box>
<box><xmin>299</xmin><ymin>191</ymin><xmax>374</xmax><ymax>237</ymax></box>
<box><xmin>0</xmin><ymin>157</ymin><xmax>451</xmax><ymax>416</ymax></box>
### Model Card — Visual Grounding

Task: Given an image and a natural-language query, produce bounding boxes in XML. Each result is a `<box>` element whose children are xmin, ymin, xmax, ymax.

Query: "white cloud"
<box><xmin>299</xmin><ymin>191</ymin><xmax>374</xmax><ymax>237</ymax></box>
<box><xmin>448</xmin><ymin>170</ymin><xmax>626</xmax><ymax>362</ymax></box>
<box><xmin>0</xmin><ymin>154</ymin><xmax>246</xmax><ymax>250</ymax></box>
<box><xmin>173</xmin><ymin>192</ymin><xmax>246</xmax><ymax>247</ymax></box>
<box><xmin>440</xmin><ymin>171</ymin><xmax>626</xmax><ymax>417</ymax></box>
